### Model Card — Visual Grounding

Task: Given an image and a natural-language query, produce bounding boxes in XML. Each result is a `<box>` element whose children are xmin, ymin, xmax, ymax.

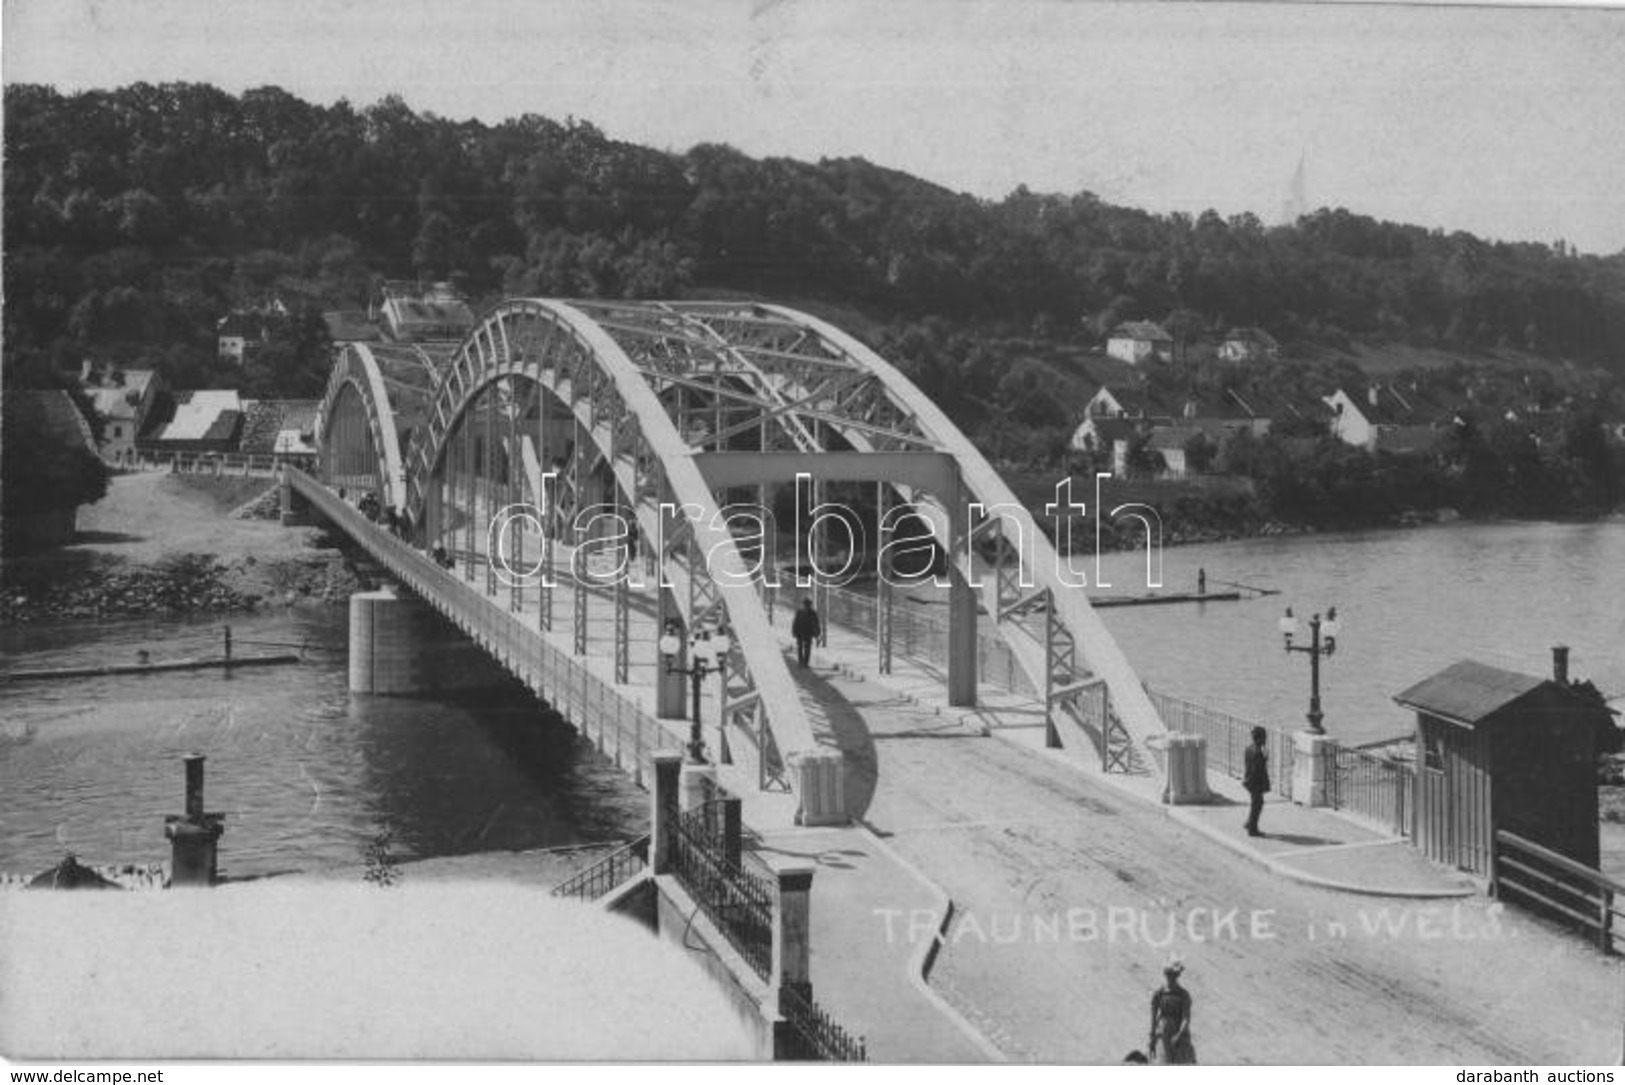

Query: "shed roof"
<box><xmin>1110</xmin><ymin>321</ymin><xmax>1172</xmax><ymax>343</ymax></box>
<box><xmin>1393</xmin><ymin>660</ymin><xmax>1550</xmax><ymax>725</ymax></box>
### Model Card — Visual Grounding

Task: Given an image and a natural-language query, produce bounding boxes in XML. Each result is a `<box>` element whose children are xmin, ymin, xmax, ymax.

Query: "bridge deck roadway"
<box><xmin>781</xmin><ymin>622</ymin><xmax>1623</xmax><ymax>1064</ymax></box>
<box><xmin>315</xmin><ymin>485</ymin><xmax>1621</xmax><ymax>1062</ymax></box>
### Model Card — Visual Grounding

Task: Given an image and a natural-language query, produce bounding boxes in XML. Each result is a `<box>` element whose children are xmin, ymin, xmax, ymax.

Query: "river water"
<box><xmin>3</xmin><ymin>519</ymin><xmax>1621</xmax><ymax>876</ymax></box>
<box><xmin>1091</xmin><ymin>518</ymin><xmax>1625</xmax><ymax>746</ymax></box>
<box><xmin>0</xmin><ymin>608</ymin><xmax>645</xmax><ymax>879</ymax></box>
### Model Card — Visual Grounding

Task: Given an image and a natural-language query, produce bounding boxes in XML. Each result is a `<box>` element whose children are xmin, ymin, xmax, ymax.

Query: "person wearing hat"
<box><xmin>1148</xmin><ymin>957</ymin><xmax>1196</xmax><ymax>1064</ymax></box>
<box><xmin>1243</xmin><ymin>726</ymin><xmax>1271</xmax><ymax>837</ymax></box>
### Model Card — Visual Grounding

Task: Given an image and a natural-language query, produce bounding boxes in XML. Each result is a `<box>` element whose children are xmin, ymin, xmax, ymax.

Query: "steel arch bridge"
<box><xmin>311</xmin><ymin>299</ymin><xmax>1167</xmax><ymax>814</ymax></box>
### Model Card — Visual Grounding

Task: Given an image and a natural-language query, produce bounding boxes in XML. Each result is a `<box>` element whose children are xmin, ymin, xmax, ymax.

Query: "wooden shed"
<box><xmin>1394</xmin><ymin>653</ymin><xmax>1606</xmax><ymax>877</ymax></box>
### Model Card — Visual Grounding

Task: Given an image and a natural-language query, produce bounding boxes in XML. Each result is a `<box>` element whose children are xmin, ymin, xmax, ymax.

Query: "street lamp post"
<box><xmin>1279</xmin><ymin>606</ymin><xmax>1340</xmax><ymax>735</ymax></box>
<box><xmin>659</xmin><ymin>621</ymin><xmax>731</xmax><ymax>765</ymax></box>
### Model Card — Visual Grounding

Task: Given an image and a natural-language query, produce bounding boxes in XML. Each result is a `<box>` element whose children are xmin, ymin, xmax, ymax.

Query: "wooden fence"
<box><xmin>1493</xmin><ymin>830</ymin><xmax>1623</xmax><ymax>954</ymax></box>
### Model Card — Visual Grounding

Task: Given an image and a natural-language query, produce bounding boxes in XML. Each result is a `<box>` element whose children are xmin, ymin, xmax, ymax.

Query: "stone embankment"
<box><xmin>1</xmin><ymin>551</ymin><xmax>365</xmax><ymax>625</ymax></box>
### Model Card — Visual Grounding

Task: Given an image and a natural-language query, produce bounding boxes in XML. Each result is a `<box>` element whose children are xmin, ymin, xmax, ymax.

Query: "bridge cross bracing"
<box><xmin>310</xmin><ymin>299</ymin><xmax>1167</xmax><ymax>820</ymax></box>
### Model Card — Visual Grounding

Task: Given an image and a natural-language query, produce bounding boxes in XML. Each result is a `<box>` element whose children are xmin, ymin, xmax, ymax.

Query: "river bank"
<box><xmin>1</xmin><ymin>472</ymin><xmax>365</xmax><ymax>625</ymax></box>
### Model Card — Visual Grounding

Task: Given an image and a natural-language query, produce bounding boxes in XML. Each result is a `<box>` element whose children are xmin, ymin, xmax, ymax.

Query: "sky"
<box><xmin>4</xmin><ymin>0</ymin><xmax>1625</xmax><ymax>254</ymax></box>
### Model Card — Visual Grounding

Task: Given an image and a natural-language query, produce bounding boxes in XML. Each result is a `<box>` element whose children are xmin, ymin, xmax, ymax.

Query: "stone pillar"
<box><xmin>680</xmin><ymin>761</ymin><xmax>717</xmax><ymax>813</ymax></box>
<box><xmin>278</xmin><ymin>474</ymin><xmax>310</xmax><ymax>526</ymax></box>
<box><xmin>792</xmin><ymin>750</ymin><xmax>848</xmax><ymax>827</ymax></box>
<box><xmin>1161</xmin><ymin>733</ymin><xmax>1213</xmax><ymax>805</ymax></box>
<box><xmin>650</xmin><ymin>753</ymin><xmax>682</xmax><ymax>875</ymax></box>
<box><xmin>1292</xmin><ymin>730</ymin><xmax>1337</xmax><ymax>807</ymax></box>
<box><xmin>164</xmin><ymin>754</ymin><xmax>225</xmax><ymax>887</ymax></box>
<box><xmin>772</xmin><ymin>862</ymin><xmax>815</xmax><ymax>995</ymax></box>
<box><xmin>722</xmin><ymin>796</ymin><xmax>743</xmax><ymax>869</ymax></box>
<box><xmin>349</xmin><ymin>588</ymin><xmax>415</xmax><ymax>694</ymax></box>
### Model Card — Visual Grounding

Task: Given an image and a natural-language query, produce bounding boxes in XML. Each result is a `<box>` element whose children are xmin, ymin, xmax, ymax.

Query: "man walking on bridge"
<box><xmin>792</xmin><ymin>598</ymin><xmax>821</xmax><ymax>668</ymax></box>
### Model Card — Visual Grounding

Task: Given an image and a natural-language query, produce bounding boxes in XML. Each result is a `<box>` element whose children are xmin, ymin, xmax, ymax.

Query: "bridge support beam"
<box><xmin>947</xmin><ymin>482</ymin><xmax>978</xmax><ymax>707</ymax></box>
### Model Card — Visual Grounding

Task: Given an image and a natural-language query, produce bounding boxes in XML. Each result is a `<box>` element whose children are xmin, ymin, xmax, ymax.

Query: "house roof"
<box><xmin>1393</xmin><ymin>660</ymin><xmax>1549</xmax><ymax>725</ymax></box>
<box><xmin>238</xmin><ymin>399</ymin><xmax>320</xmax><ymax>455</ymax></box>
<box><xmin>323</xmin><ymin>310</ymin><xmax>381</xmax><ymax>342</ymax></box>
<box><xmin>1110</xmin><ymin>321</ymin><xmax>1172</xmax><ymax>343</ymax></box>
<box><xmin>217</xmin><ymin>311</ymin><xmax>280</xmax><ymax>339</ymax></box>
<box><xmin>152</xmin><ymin>390</ymin><xmax>243</xmax><ymax>443</ymax></box>
<box><xmin>1373</xmin><ymin>424</ymin><xmax>1439</xmax><ymax>454</ymax></box>
<box><xmin>1084</xmin><ymin>417</ymin><xmax>1140</xmax><ymax>445</ymax></box>
<box><xmin>8</xmin><ymin>390</ymin><xmax>98</xmax><ymax>459</ymax></box>
<box><xmin>1148</xmin><ymin>425</ymin><xmax>1205</xmax><ymax>452</ymax></box>
<box><xmin>1223</xmin><ymin>326</ymin><xmax>1279</xmax><ymax>348</ymax></box>
<box><xmin>84</xmin><ymin>369</ymin><xmax>158</xmax><ymax>421</ymax></box>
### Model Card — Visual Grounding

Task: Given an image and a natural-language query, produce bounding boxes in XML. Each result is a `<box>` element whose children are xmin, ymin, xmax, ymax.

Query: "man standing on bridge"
<box><xmin>792</xmin><ymin>598</ymin><xmax>821</xmax><ymax>668</ymax></box>
<box><xmin>1244</xmin><ymin>726</ymin><xmax>1271</xmax><ymax>837</ymax></box>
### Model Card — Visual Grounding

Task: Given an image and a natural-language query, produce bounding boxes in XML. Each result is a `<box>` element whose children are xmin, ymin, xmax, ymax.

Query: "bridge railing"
<box><xmin>550</xmin><ymin>835</ymin><xmax>650</xmax><ymax>903</ymax></box>
<box><xmin>820</xmin><ymin>583</ymin><xmax>1039</xmax><ymax>698</ymax></box>
<box><xmin>669</xmin><ymin>800</ymin><xmax>775</xmax><ymax>982</ymax></box>
<box><xmin>287</xmin><ymin>468</ymin><xmax>663</xmax><ymax>786</ymax></box>
<box><xmin>1328</xmin><ymin>744</ymin><xmax>1413</xmax><ymax>837</ymax></box>
<box><xmin>1145</xmin><ymin>689</ymin><xmax>1297</xmax><ymax>802</ymax></box>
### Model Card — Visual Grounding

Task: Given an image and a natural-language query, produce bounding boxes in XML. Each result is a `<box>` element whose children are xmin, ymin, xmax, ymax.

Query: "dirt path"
<box><xmin>73</xmin><ymin>473</ymin><xmax>311</xmax><ymax>564</ymax></box>
<box><xmin>813</xmin><ymin>672</ymin><xmax>1623</xmax><ymax>1064</ymax></box>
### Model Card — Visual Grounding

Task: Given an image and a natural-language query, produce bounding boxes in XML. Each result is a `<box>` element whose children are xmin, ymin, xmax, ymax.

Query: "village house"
<box><xmin>375</xmin><ymin>281</ymin><xmax>476</xmax><ymax>343</ymax></box>
<box><xmin>1217</xmin><ymin>327</ymin><xmax>1281</xmax><ymax>364</ymax></box>
<box><xmin>1323</xmin><ymin>384</ymin><xmax>1460</xmax><ymax>454</ymax></box>
<box><xmin>1104</xmin><ymin>321</ymin><xmax>1174</xmax><ymax>366</ymax></box>
<box><xmin>216</xmin><ymin>300</ymin><xmax>289</xmax><ymax>364</ymax></box>
<box><xmin>79</xmin><ymin>361</ymin><xmax>163</xmax><ymax>466</ymax></box>
<box><xmin>239</xmin><ymin>399</ymin><xmax>320</xmax><ymax>465</ymax></box>
<box><xmin>323</xmin><ymin>310</ymin><xmax>383</xmax><ymax>344</ymax></box>
<box><xmin>139</xmin><ymin>389</ymin><xmax>245</xmax><ymax>455</ymax></box>
<box><xmin>1072</xmin><ymin>383</ymin><xmax>1284</xmax><ymax>478</ymax></box>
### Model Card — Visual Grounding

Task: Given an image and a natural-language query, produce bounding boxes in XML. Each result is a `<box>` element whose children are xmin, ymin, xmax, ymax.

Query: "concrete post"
<box><xmin>722</xmin><ymin>796</ymin><xmax>743</xmax><ymax>869</ymax></box>
<box><xmin>772</xmin><ymin>863</ymin><xmax>816</xmax><ymax>996</ymax></box>
<box><xmin>680</xmin><ymin>762</ymin><xmax>717</xmax><ymax>813</ymax></box>
<box><xmin>164</xmin><ymin>754</ymin><xmax>224</xmax><ymax>887</ymax></box>
<box><xmin>1292</xmin><ymin>730</ymin><xmax>1338</xmax><ymax>807</ymax></box>
<box><xmin>651</xmin><ymin>753</ymin><xmax>682</xmax><ymax>875</ymax></box>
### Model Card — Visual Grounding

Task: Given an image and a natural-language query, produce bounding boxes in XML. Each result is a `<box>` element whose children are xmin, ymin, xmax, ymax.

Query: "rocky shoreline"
<box><xmin>1</xmin><ymin>547</ymin><xmax>366</xmax><ymax>625</ymax></box>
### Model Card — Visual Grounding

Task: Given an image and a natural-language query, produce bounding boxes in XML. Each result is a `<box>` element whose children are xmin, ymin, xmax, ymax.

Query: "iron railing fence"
<box><xmin>1145</xmin><ymin>689</ymin><xmax>1297</xmax><ymax>802</ymax></box>
<box><xmin>776</xmin><ymin>984</ymin><xmax>869</xmax><ymax>1062</ymax></box>
<box><xmin>669</xmin><ymin>801</ymin><xmax>775</xmax><ymax>982</ymax></box>
<box><xmin>287</xmin><ymin>469</ymin><xmax>664</xmax><ymax>788</ymax></box>
<box><xmin>1494</xmin><ymin>830</ymin><xmax>1623</xmax><ymax>954</ymax></box>
<box><xmin>821</xmin><ymin>584</ymin><xmax>1039</xmax><ymax>698</ymax></box>
<box><xmin>131</xmin><ymin>450</ymin><xmax>302</xmax><ymax>477</ymax></box>
<box><xmin>1327</xmin><ymin>745</ymin><xmax>1413</xmax><ymax>836</ymax></box>
<box><xmin>549</xmin><ymin>836</ymin><xmax>651</xmax><ymax>902</ymax></box>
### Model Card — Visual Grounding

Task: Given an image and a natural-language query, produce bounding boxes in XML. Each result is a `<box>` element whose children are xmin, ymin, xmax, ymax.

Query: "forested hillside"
<box><xmin>5</xmin><ymin>80</ymin><xmax>1625</xmax><ymax>412</ymax></box>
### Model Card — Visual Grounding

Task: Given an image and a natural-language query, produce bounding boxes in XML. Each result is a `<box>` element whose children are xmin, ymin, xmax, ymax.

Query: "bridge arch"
<box><xmin>406</xmin><ymin>299</ymin><xmax>823</xmax><ymax>772</ymax></box>
<box><xmin>318</xmin><ymin>297</ymin><xmax>1166</xmax><ymax>790</ymax></box>
<box><xmin>315</xmin><ymin>342</ymin><xmax>413</xmax><ymax>511</ymax></box>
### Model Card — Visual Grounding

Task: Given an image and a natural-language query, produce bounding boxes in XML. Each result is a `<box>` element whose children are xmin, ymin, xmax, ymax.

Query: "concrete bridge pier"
<box><xmin>279</xmin><ymin>472</ymin><xmax>312</xmax><ymax>526</ymax></box>
<box><xmin>348</xmin><ymin>587</ymin><xmax>509</xmax><ymax>695</ymax></box>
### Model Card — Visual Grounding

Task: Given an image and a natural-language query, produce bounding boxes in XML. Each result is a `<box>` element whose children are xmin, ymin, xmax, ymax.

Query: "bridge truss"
<box><xmin>315</xmin><ymin>299</ymin><xmax>1167</xmax><ymax>804</ymax></box>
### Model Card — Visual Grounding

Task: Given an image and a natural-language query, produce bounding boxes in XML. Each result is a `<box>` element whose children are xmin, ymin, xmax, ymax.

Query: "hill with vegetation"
<box><xmin>4</xmin><ymin>82</ymin><xmax>1623</xmax><ymax>528</ymax></box>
